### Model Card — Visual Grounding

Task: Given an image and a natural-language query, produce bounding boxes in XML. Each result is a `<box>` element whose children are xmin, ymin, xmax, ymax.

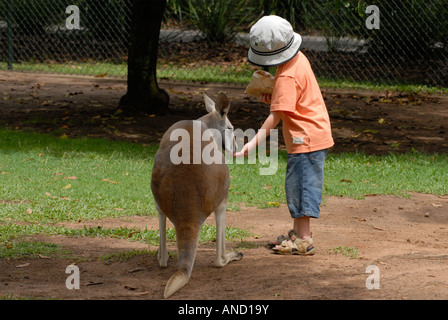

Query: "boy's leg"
<box><xmin>293</xmin><ymin>216</ymin><xmax>311</xmax><ymax>240</ymax></box>
<box><xmin>286</xmin><ymin>149</ymin><xmax>327</xmax><ymax>239</ymax></box>
<box><xmin>271</xmin><ymin>149</ymin><xmax>327</xmax><ymax>254</ymax></box>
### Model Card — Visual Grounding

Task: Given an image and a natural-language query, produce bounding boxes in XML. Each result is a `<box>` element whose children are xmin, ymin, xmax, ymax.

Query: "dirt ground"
<box><xmin>0</xmin><ymin>71</ymin><xmax>447</xmax><ymax>301</ymax></box>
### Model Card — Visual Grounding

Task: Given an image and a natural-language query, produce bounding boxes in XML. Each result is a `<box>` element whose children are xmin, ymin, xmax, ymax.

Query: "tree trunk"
<box><xmin>119</xmin><ymin>0</ymin><xmax>169</xmax><ymax>114</ymax></box>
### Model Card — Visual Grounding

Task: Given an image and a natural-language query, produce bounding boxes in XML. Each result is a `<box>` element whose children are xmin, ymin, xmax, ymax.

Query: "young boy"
<box><xmin>234</xmin><ymin>15</ymin><xmax>334</xmax><ymax>255</ymax></box>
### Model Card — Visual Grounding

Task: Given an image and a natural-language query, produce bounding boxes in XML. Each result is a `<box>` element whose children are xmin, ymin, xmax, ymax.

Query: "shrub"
<box><xmin>185</xmin><ymin>0</ymin><xmax>257</xmax><ymax>44</ymax></box>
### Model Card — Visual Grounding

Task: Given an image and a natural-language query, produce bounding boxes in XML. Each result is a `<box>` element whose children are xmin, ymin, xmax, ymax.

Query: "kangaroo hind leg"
<box><xmin>155</xmin><ymin>202</ymin><xmax>169</xmax><ymax>268</ymax></box>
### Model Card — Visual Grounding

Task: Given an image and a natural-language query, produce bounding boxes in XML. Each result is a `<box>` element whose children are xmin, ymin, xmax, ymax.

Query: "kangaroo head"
<box><xmin>200</xmin><ymin>92</ymin><xmax>236</xmax><ymax>154</ymax></box>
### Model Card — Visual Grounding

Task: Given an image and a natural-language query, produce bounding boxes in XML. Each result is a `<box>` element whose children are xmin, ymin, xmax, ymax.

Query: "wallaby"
<box><xmin>151</xmin><ymin>92</ymin><xmax>243</xmax><ymax>299</ymax></box>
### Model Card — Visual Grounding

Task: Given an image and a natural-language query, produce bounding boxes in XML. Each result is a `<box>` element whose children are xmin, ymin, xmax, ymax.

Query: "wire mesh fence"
<box><xmin>0</xmin><ymin>0</ymin><xmax>131</xmax><ymax>77</ymax></box>
<box><xmin>1</xmin><ymin>0</ymin><xmax>447</xmax><ymax>89</ymax></box>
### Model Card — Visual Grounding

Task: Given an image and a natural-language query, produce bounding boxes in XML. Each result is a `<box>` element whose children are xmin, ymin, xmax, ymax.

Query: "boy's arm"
<box><xmin>234</xmin><ymin>110</ymin><xmax>280</xmax><ymax>157</ymax></box>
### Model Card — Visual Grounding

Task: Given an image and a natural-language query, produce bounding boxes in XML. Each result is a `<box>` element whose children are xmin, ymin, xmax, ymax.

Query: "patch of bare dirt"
<box><xmin>1</xmin><ymin>193</ymin><xmax>447</xmax><ymax>301</ymax></box>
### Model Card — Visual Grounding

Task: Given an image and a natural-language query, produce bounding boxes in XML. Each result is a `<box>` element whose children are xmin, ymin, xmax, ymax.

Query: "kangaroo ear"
<box><xmin>215</xmin><ymin>92</ymin><xmax>230</xmax><ymax>118</ymax></box>
<box><xmin>203</xmin><ymin>93</ymin><xmax>215</xmax><ymax>114</ymax></box>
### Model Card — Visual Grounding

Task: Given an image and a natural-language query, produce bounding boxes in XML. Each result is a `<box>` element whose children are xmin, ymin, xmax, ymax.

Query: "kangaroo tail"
<box><xmin>164</xmin><ymin>269</ymin><xmax>190</xmax><ymax>298</ymax></box>
<box><xmin>164</xmin><ymin>225</ymin><xmax>200</xmax><ymax>299</ymax></box>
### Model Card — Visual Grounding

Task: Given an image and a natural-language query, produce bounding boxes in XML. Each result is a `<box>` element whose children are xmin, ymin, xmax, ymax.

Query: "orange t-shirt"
<box><xmin>270</xmin><ymin>51</ymin><xmax>334</xmax><ymax>153</ymax></box>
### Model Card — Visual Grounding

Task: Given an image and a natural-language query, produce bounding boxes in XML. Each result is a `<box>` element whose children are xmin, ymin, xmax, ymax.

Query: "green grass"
<box><xmin>1</xmin><ymin>61</ymin><xmax>128</xmax><ymax>78</ymax></box>
<box><xmin>0</xmin><ymin>223</ymin><xmax>251</xmax><ymax>249</ymax></box>
<box><xmin>0</xmin><ymin>293</ymin><xmax>44</xmax><ymax>300</ymax></box>
<box><xmin>228</xmin><ymin>152</ymin><xmax>288</xmax><ymax>210</ymax></box>
<box><xmin>228</xmin><ymin>151</ymin><xmax>448</xmax><ymax>206</ymax></box>
<box><xmin>328</xmin><ymin>246</ymin><xmax>360</xmax><ymax>259</ymax></box>
<box><xmin>0</xmin><ymin>240</ymin><xmax>71</xmax><ymax>259</ymax></box>
<box><xmin>1</xmin><ymin>129</ymin><xmax>447</xmax><ymax>257</ymax></box>
<box><xmin>1</xmin><ymin>128</ymin><xmax>447</xmax><ymax>215</ymax></box>
<box><xmin>0</xmin><ymin>128</ymin><xmax>158</xmax><ymax>223</ymax></box>
<box><xmin>158</xmin><ymin>63</ymin><xmax>256</xmax><ymax>84</ymax></box>
<box><xmin>2</xmin><ymin>61</ymin><xmax>446</xmax><ymax>93</ymax></box>
<box><xmin>1</xmin><ymin>61</ymin><xmax>256</xmax><ymax>85</ymax></box>
<box><xmin>324</xmin><ymin>152</ymin><xmax>448</xmax><ymax>198</ymax></box>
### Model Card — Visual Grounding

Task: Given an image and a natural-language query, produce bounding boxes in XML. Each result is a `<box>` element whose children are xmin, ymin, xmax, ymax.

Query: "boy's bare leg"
<box><xmin>293</xmin><ymin>217</ymin><xmax>311</xmax><ymax>240</ymax></box>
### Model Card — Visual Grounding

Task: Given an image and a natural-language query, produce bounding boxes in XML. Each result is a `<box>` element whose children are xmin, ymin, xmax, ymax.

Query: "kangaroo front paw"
<box><xmin>230</xmin><ymin>251</ymin><xmax>243</xmax><ymax>261</ymax></box>
<box><xmin>216</xmin><ymin>251</ymin><xmax>243</xmax><ymax>267</ymax></box>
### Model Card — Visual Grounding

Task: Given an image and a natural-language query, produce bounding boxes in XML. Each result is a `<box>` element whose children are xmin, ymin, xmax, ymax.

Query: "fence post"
<box><xmin>7</xmin><ymin>0</ymin><xmax>13</xmax><ymax>70</ymax></box>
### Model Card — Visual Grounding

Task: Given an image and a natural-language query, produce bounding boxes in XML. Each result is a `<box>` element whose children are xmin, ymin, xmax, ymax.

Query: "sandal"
<box><xmin>267</xmin><ymin>230</ymin><xmax>297</xmax><ymax>248</ymax></box>
<box><xmin>272</xmin><ymin>237</ymin><xmax>315</xmax><ymax>256</ymax></box>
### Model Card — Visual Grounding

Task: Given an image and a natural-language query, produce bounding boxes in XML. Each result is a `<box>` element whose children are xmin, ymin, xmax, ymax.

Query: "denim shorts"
<box><xmin>285</xmin><ymin>149</ymin><xmax>328</xmax><ymax>219</ymax></box>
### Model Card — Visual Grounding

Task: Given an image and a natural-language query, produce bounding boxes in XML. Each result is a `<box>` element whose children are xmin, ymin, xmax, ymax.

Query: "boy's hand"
<box><xmin>233</xmin><ymin>112</ymin><xmax>279</xmax><ymax>158</ymax></box>
<box><xmin>259</xmin><ymin>93</ymin><xmax>272</xmax><ymax>104</ymax></box>
<box><xmin>233</xmin><ymin>143</ymin><xmax>249</xmax><ymax>157</ymax></box>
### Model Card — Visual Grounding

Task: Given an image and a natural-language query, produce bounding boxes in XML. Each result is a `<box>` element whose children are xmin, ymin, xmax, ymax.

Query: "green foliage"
<box><xmin>184</xmin><ymin>0</ymin><xmax>257</xmax><ymax>43</ymax></box>
<box><xmin>268</xmin><ymin>0</ymin><xmax>315</xmax><ymax>30</ymax></box>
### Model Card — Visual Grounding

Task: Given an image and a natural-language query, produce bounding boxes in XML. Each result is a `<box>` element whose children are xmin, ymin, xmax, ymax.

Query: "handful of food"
<box><xmin>244</xmin><ymin>70</ymin><xmax>274</xmax><ymax>99</ymax></box>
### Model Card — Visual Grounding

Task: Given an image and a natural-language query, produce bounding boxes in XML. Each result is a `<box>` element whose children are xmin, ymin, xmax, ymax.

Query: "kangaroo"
<box><xmin>151</xmin><ymin>92</ymin><xmax>243</xmax><ymax>299</ymax></box>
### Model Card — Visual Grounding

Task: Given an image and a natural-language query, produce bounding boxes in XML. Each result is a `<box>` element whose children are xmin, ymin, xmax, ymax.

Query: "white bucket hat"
<box><xmin>248</xmin><ymin>15</ymin><xmax>302</xmax><ymax>67</ymax></box>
